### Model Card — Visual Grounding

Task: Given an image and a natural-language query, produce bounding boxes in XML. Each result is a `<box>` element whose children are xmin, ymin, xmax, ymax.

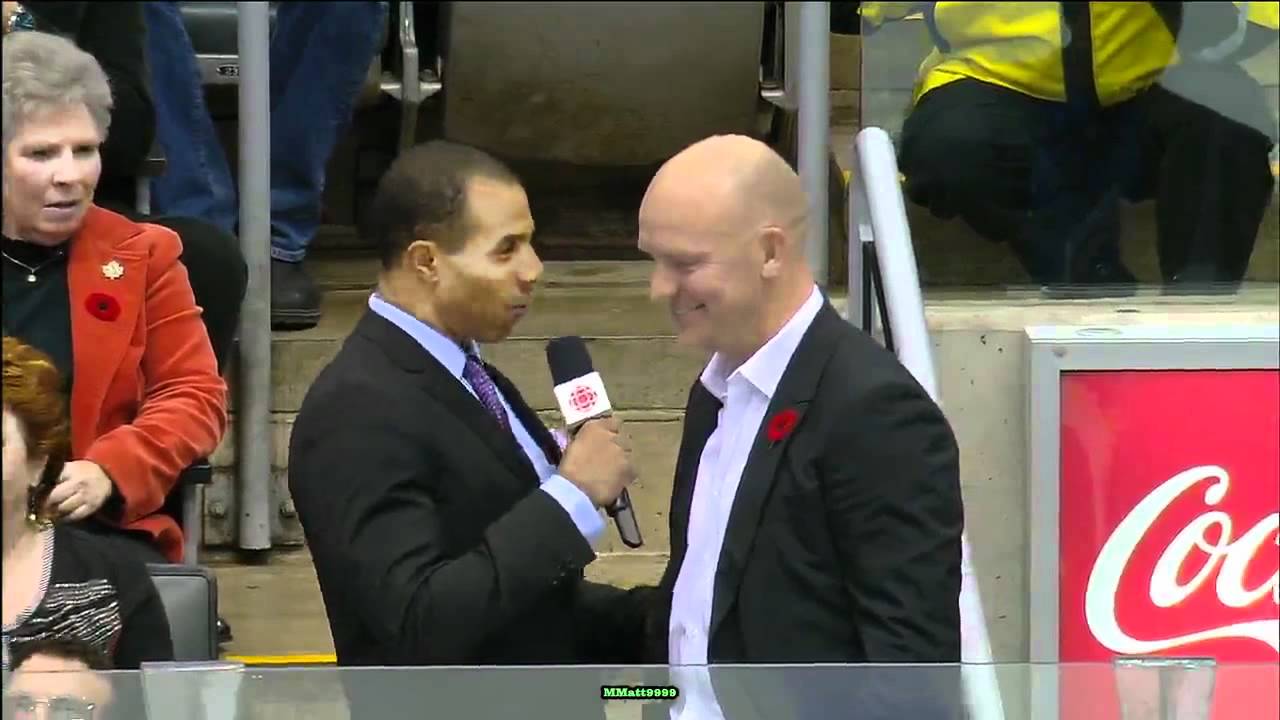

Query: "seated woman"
<box><xmin>1</xmin><ymin>30</ymin><xmax>229</xmax><ymax>564</ymax></box>
<box><xmin>7</xmin><ymin>1</ymin><xmax>247</xmax><ymax>372</ymax></box>
<box><xmin>2</xmin><ymin>337</ymin><xmax>175</xmax><ymax>670</ymax></box>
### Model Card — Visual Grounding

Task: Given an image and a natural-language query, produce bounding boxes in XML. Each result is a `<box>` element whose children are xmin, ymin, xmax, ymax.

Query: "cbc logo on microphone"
<box><xmin>569</xmin><ymin>385</ymin><xmax>598</xmax><ymax>414</ymax></box>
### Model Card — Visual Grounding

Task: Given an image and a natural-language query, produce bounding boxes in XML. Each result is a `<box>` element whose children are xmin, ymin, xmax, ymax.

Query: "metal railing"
<box><xmin>235</xmin><ymin>3</ymin><xmax>272</xmax><ymax>551</ymax></box>
<box><xmin>845</xmin><ymin>126</ymin><xmax>1007</xmax><ymax>720</ymax></box>
<box><xmin>796</xmin><ymin>1</ymin><xmax>831</xmax><ymax>285</ymax></box>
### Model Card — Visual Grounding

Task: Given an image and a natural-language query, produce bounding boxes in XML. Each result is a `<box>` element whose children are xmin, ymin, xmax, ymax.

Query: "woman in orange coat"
<box><xmin>2</xmin><ymin>30</ymin><xmax>227</xmax><ymax>564</ymax></box>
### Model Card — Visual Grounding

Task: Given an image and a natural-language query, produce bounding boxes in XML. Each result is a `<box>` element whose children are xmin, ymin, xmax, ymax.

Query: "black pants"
<box><xmin>114</xmin><ymin>209</ymin><xmax>248</xmax><ymax>373</ymax></box>
<box><xmin>899</xmin><ymin>64</ymin><xmax>1276</xmax><ymax>286</ymax></box>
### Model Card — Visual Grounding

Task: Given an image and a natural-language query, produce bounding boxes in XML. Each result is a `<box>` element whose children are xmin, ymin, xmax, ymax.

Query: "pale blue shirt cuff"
<box><xmin>541</xmin><ymin>474</ymin><xmax>606</xmax><ymax>546</ymax></box>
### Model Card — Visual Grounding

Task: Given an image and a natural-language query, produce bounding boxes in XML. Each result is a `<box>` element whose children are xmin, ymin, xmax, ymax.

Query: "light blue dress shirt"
<box><xmin>368</xmin><ymin>293</ymin><xmax>606</xmax><ymax>546</ymax></box>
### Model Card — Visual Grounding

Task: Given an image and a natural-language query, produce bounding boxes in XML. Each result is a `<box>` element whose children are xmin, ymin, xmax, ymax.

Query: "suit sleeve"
<box><xmin>571</xmin><ymin>581</ymin><xmax>657</xmax><ymax>663</ymax></box>
<box><xmin>84</xmin><ymin>227</ymin><xmax>229</xmax><ymax>523</ymax></box>
<box><xmin>822</xmin><ymin>376</ymin><xmax>964</xmax><ymax>663</ymax></box>
<box><xmin>289</xmin><ymin>396</ymin><xmax>599</xmax><ymax>664</ymax></box>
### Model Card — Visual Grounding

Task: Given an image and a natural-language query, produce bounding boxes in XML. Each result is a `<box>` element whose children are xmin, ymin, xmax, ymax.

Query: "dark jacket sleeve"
<box><xmin>109</xmin><ymin>555</ymin><xmax>176</xmax><ymax>668</ymax></box>
<box><xmin>572</xmin><ymin>581</ymin><xmax>658</xmax><ymax>663</ymax></box>
<box><xmin>26</xmin><ymin>2</ymin><xmax>155</xmax><ymax>187</ymax></box>
<box><xmin>823</xmin><ymin>374</ymin><xmax>964</xmax><ymax>663</ymax></box>
<box><xmin>288</xmin><ymin>384</ymin><xmax>601</xmax><ymax>664</ymax></box>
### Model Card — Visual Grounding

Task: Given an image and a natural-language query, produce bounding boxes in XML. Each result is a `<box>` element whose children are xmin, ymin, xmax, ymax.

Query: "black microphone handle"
<box><xmin>608</xmin><ymin>488</ymin><xmax>644</xmax><ymax>549</ymax></box>
<box><xmin>566</xmin><ymin>413</ymin><xmax>644</xmax><ymax>549</ymax></box>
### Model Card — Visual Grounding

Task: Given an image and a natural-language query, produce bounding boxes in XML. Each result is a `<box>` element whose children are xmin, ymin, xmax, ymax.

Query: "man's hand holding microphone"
<box><xmin>558</xmin><ymin>416</ymin><xmax>636</xmax><ymax>510</ymax></box>
<box><xmin>546</xmin><ymin>336</ymin><xmax>645</xmax><ymax>547</ymax></box>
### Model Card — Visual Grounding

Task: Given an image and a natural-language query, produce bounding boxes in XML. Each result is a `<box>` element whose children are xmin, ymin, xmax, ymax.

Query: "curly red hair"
<box><xmin>3</xmin><ymin>336</ymin><xmax>70</xmax><ymax>515</ymax></box>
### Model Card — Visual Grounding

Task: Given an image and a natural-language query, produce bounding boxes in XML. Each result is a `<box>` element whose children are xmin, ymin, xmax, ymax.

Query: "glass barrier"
<box><xmin>3</xmin><ymin>661</ymin><xmax>1278</xmax><ymax>720</ymax></box>
<box><xmin>855</xmin><ymin>2</ymin><xmax>1280</xmax><ymax>299</ymax></box>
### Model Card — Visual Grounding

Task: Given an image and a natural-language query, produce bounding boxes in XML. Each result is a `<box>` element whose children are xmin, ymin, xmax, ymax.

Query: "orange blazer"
<box><xmin>68</xmin><ymin>205</ymin><xmax>229</xmax><ymax>563</ymax></box>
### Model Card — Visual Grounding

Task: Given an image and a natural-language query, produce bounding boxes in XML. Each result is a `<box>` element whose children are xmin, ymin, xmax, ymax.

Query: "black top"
<box><xmin>1</xmin><ymin>235</ymin><xmax>74</xmax><ymax>393</ymax></box>
<box><xmin>23</xmin><ymin>2</ymin><xmax>154</xmax><ymax>212</ymax></box>
<box><xmin>1</xmin><ymin>525</ymin><xmax>174</xmax><ymax>671</ymax></box>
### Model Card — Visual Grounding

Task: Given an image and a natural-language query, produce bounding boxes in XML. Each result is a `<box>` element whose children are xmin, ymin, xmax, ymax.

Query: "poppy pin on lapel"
<box><xmin>766</xmin><ymin>408</ymin><xmax>799</xmax><ymax>445</ymax></box>
<box><xmin>102</xmin><ymin>260</ymin><xmax>124</xmax><ymax>280</ymax></box>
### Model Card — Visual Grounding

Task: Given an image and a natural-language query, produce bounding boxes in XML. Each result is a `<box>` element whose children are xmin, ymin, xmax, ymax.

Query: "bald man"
<box><xmin>634</xmin><ymin>135</ymin><xmax>965</xmax><ymax>720</ymax></box>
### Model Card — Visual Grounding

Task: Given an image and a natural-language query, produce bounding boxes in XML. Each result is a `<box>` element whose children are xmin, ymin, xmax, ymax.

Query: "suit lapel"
<box><xmin>489</xmin><ymin>365</ymin><xmax>562</xmax><ymax>467</ymax></box>
<box><xmin>708</xmin><ymin>303</ymin><xmax>847</xmax><ymax>642</ymax></box>
<box><xmin>67</xmin><ymin>209</ymin><xmax>146</xmax><ymax>447</ymax></box>
<box><xmin>356</xmin><ymin>312</ymin><xmax>540</xmax><ymax>490</ymax></box>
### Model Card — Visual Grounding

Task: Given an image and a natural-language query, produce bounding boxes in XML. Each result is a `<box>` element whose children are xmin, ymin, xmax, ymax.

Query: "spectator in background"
<box><xmin>5</xmin><ymin>640</ymin><xmax>116</xmax><ymax>719</ymax></box>
<box><xmin>865</xmin><ymin>1</ymin><xmax>1278</xmax><ymax>293</ymax></box>
<box><xmin>2</xmin><ymin>337</ymin><xmax>174</xmax><ymax>671</ymax></box>
<box><xmin>144</xmin><ymin>1</ymin><xmax>389</xmax><ymax>330</ymax></box>
<box><xmin>8</xmin><ymin>0</ymin><xmax>247</xmax><ymax>373</ymax></box>
<box><xmin>2</xmin><ymin>637</ymin><xmax>153</xmax><ymax>720</ymax></box>
<box><xmin>2</xmin><ymin>31</ymin><xmax>228</xmax><ymax>565</ymax></box>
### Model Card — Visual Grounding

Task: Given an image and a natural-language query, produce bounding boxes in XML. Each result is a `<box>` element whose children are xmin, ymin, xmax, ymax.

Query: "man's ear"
<box><xmin>405</xmin><ymin>239</ymin><xmax>441</xmax><ymax>284</ymax></box>
<box><xmin>759</xmin><ymin>226</ymin><xmax>788</xmax><ymax>279</ymax></box>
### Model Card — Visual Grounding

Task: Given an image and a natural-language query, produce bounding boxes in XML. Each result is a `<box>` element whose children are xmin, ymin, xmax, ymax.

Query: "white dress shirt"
<box><xmin>668</xmin><ymin>285</ymin><xmax>825</xmax><ymax>720</ymax></box>
<box><xmin>367</xmin><ymin>293</ymin><xmax>606</xmax><ymax>545</ymax></box>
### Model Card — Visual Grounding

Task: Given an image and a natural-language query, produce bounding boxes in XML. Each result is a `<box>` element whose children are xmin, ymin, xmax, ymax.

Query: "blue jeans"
<box><xmin>144</xmin><ymin>1</ymin><xmax>388</xmax><ymax>262</ymax></box>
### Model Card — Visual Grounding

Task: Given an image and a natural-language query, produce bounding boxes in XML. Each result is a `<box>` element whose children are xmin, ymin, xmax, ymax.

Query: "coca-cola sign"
<box><xmin>1056</xmin><ymin>368</ymin><xmax>1279</xmax><ymax>718</ymax></box>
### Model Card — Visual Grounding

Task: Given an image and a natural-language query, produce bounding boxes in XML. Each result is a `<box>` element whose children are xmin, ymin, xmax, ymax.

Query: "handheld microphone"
<box><xmin>546</xmin><ymin>336</ymin><xmax>643</xmax><ymax>548</ymax></box>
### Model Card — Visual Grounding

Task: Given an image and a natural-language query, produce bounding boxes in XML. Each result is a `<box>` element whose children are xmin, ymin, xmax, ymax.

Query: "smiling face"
<box><xmin>420</xmin><ymin>175</ymin><xmax>543</xmax><ymax>344</ymax></box>
<box><xmin>2</xmin><ymin>103</ymin><xmax>102</xmax><ymax>246</ymax></box>
<box><xmin>638</xmin><ymin>209</ymin><xmax>769</xmax><ymax>359</ymax></box>
<box><xmin>637</xmin><ymin>154</ymin><xmax>776</xmax><ymax>362</ymax></box>
<box><xmin>638</xmin><ymin>135</ymin><xmax>814</xmax><ymax>366</ymax></box>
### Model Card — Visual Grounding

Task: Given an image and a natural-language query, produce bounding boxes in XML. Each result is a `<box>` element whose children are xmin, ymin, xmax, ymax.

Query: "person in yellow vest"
<box><xmin>863</xmin><ymin>2</ymin><xmax>1278</xmax><ymax>293</ymax></box>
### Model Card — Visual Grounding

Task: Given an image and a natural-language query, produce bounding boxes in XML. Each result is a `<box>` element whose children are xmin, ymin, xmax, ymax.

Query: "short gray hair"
<box><xmin>2</xmin><ymin>30</ymin><xmax>113</xmax><ymax>149</ymax></box>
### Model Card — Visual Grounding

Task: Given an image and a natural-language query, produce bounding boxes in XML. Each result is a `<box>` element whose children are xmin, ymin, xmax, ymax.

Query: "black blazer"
<box><xmin>288</xmin><ymin>310</ymin><xmax>647</xmax><ymax>718</ymax></box>
<box><xmin>642</xmin><ymin>301</ymin><xmax>966</xmax><ymax>720</ymax></box>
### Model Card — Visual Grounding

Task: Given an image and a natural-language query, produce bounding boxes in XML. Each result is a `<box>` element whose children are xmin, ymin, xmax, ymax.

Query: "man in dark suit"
<box><xmin>634</xmin><ymin>135</ymin><xmax>966</xmax><ymax>720</ymax></box>
<box><xmin>287</xmin><ymin>140</ymin><xmax>648</xmax><ymax>718</ymax></box>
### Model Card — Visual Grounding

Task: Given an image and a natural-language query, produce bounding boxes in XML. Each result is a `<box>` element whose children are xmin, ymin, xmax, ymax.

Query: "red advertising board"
<box><xmin>1057</xmin><ymin>369</ymin><xmax>1279</xmax><ymax>719</ymax></box>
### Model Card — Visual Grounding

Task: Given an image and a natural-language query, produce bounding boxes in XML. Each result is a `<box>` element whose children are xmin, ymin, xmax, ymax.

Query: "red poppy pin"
<box><xmin>766</xmin><ymin>408</ymin><xmax>799</xmax><ymax>445</ymax></box>
<box><xmin>85</xmin><ymin>292</ymin><xmax>121</xmax><ymax>322</ymax></box>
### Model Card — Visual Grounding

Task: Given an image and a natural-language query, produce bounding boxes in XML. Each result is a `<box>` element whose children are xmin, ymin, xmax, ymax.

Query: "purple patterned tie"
<box><xmin>462</xmin><ymin>353</ymin><xmax>511</xmax><ymax>432</ymax></box>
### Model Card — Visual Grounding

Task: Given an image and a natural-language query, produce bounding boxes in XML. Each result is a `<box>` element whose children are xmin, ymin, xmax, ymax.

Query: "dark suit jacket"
<box><xmin>288</xmin><ymin>310</ymin><xmax>648</xmax><ymax>719</ymax></box>
<box><xmin>641</xmin><ymin>301</ymin><xmax>966</xmax><ymax>720</ymax></box>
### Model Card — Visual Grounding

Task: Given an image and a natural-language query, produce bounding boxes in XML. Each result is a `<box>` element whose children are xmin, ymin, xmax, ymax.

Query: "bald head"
<box><xmin>639</xmin><ymin>135</ymin><xmax>818</xmax><ymax>369</ymax></box>
<box><xmin>641</xmin><ymin>134</ymin><xmax>809</xmax><ymax>248</ymax></box>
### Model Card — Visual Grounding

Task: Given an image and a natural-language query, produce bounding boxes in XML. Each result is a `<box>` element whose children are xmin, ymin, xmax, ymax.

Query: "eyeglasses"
<box><xmin>3</xmin><ymin>693</ymin><xmax>97</xmax><ymax>720</ymax></box>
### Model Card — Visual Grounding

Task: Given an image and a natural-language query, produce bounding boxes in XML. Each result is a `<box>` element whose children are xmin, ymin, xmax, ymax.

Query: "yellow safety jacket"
<box><xmin>861</xmin><ymin>2</ymin><xmax>1280</xmax><ymax>107</ymax></box>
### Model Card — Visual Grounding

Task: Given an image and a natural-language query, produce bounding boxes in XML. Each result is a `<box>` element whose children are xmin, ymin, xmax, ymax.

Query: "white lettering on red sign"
<box><xmin>1084</xmin><ymin>465</ymin><xmax>1280</xmax><ymax>655</ymax></box>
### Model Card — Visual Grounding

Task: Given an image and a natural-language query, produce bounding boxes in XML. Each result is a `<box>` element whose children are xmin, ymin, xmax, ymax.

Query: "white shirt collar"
<box><xmin>699</xmin><ymin>285</ymin><xmax>825</xmax><ymax>403</ymax></box>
